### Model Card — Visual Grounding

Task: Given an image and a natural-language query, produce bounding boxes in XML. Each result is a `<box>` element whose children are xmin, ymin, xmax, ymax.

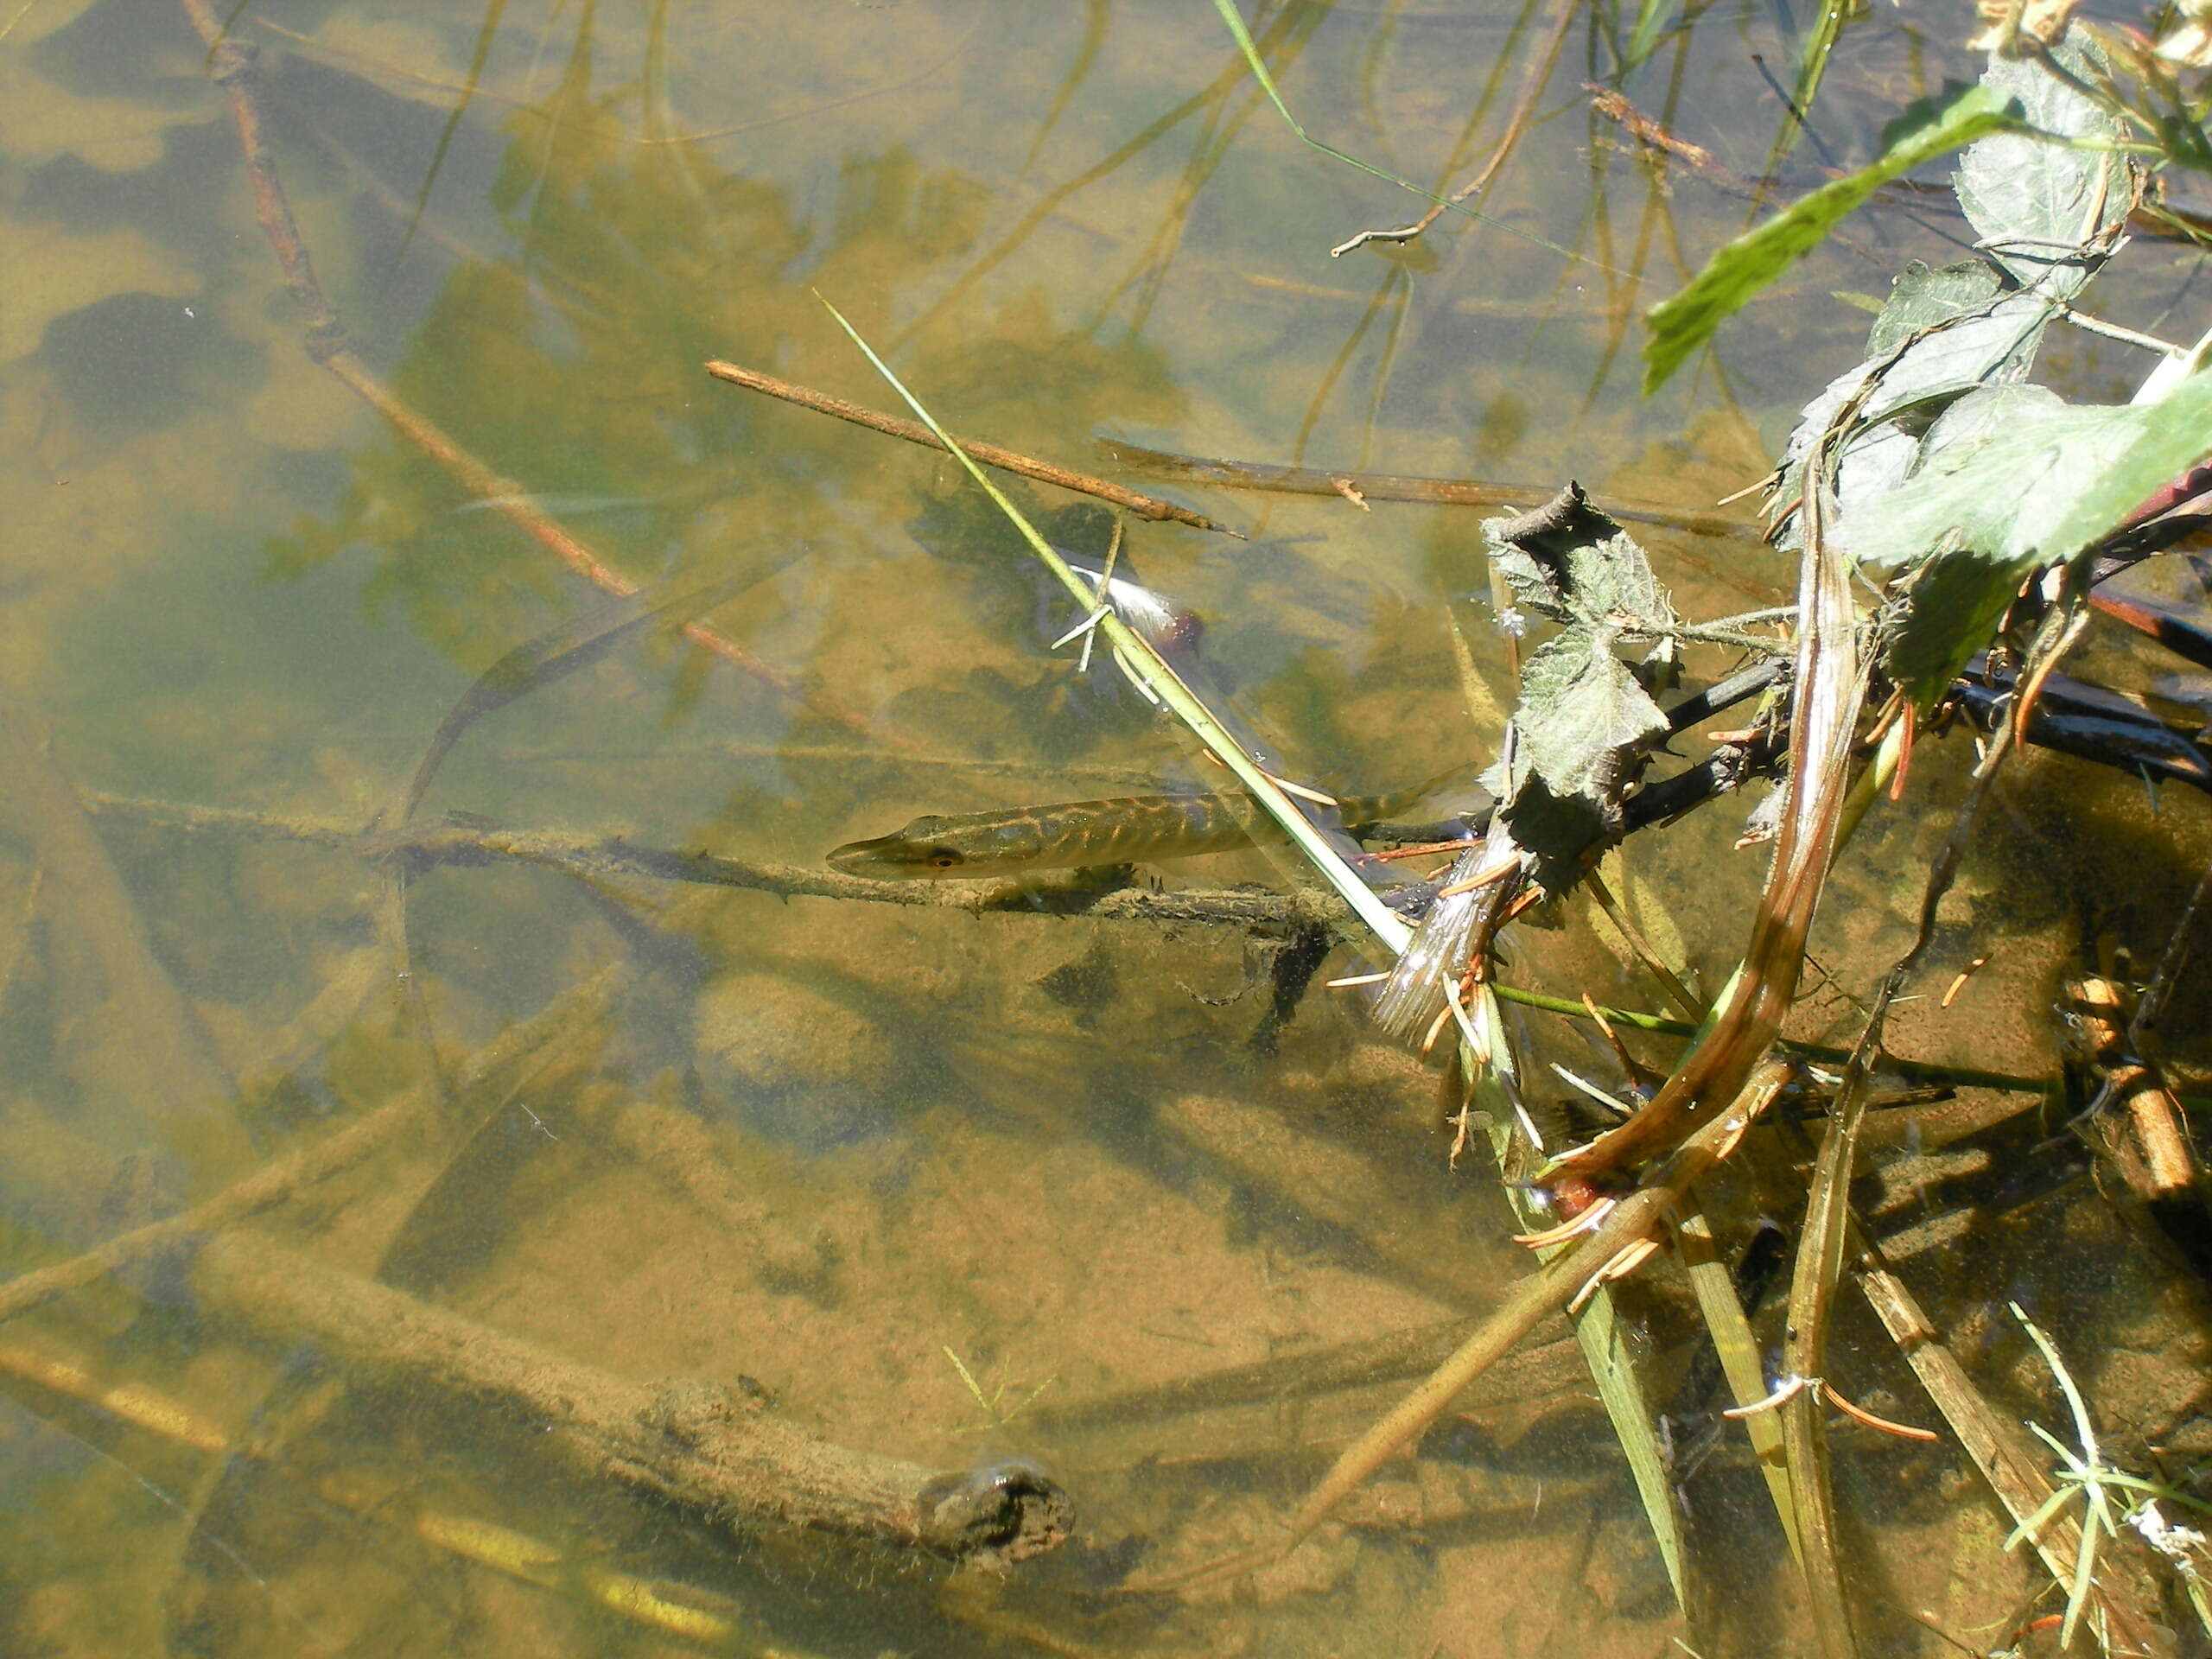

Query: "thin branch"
<box><xmin>1096</xmin><ymin>436</ymin><xmax>1757</xmax><ymax>538</ymax></box>
<box><xmin>193</xmin><ymin>1230</ymin><xmax>1072</xmax><ymax>1566</ymax></box>
<box><xmin>702</xmin><ymin>359</ymin><xmax>1240</xmax><ymax>536</ymax></box>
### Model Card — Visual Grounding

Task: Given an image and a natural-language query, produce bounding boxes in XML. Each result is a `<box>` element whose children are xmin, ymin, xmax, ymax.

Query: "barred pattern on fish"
<box><xmin>826</xmin><ymin>784</ymin><xmax>1449</xmax><ymax>880</ymax></box>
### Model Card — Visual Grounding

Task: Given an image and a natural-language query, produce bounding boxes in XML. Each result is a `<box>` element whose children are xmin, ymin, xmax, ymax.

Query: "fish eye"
<box><xmin>926</xmin><ymin>848</ymin><xmax>962</xmax><ymax>869</ymax></box>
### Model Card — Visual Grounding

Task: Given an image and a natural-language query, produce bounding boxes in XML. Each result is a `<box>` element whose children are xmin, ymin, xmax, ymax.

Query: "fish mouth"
<box><xmin>823</xmin><ymin>839</ymin><xmax>884</xmax><ymax>876</ymax></box>
<box><xmin>825</xmin><ymin>836</ymin><xmax>938</xmax><ymax>879</ymax></box>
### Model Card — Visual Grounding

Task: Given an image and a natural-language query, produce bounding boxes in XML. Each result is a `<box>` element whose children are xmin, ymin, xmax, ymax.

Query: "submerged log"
<box><xmin>191</xmin><ymin>1231</ymin><xmax>1073</xmax><ymax>1567</ymax></box>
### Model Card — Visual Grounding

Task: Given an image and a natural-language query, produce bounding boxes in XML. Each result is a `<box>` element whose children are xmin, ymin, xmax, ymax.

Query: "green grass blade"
<box><xmin>1621</xmin><ymin>0</ymin><xmax>1677</xmax><ymax>73</ymax></box>
<box><xmin>1677</xmin><ymin>1206</ymin><xmax>1802</xmax><ymax>1564</ymax></box>
<box><xmin>1765</xmin><ymin>0</ymin><xmax>1847</xmax><ymax>171</ymax></box>
<box><xmin>1643</xmin><ymin>84</ymin><xmax>2018</xmax><ymax>391</ymax></box>
<box><xmin>1567</xmin><ymin>1274</ymin><xmax>1689</xmax><ymax>1606</ymax></box>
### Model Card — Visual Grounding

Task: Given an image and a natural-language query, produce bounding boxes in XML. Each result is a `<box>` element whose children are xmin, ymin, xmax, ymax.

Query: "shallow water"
<box><xmin>3</xmin><ymin>2</ymin><xmax>2212</xmax><ymax>1656</ymax></box>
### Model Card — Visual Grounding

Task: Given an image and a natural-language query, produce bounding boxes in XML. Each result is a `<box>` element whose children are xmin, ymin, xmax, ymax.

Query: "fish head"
<box><xmin>824</xmin><ymin>815</ymin><xmax>973</xmax><ymax>879</ymax></box>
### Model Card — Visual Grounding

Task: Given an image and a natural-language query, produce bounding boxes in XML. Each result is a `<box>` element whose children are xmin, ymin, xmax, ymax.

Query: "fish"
<box><xmin>826</xmin><ymin>779</ymin><xmax>1476</xmax><ymax>880</ymax></box>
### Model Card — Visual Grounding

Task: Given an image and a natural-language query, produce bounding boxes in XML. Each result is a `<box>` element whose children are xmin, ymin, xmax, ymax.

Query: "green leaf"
<box><xmin>1955</xmin><ymin>36</ymin><xmax>2130</xmax><ymax>302</ymax></box>
<box><xmin>1850</xmin><ymin>369</ymin><xmax>2212</xmax><ymax>702</ymax></box>
<box><xmin>1770</xmin><ymin>279</ymin><xmax>2056</xmax><ymax>544</ymax></box>
<box><xmin>1516</xmin><ymin>628</ymin><xmax>1672</xmax><ymax>807</ymax></box>
<box><xmin>1484</xmin><ymin>489</ymin><xmax>1676</xmax><ymax>876</ymax></box>
<box><xmin>1864</xmin><ymin>258</ymin><xmax>2005</xmax><ymax>358</ymax></box>
<box><xmin>1766</xmin><ymin>0</ymin><xmax>1850</xmax><ymax>171</ymax></box>
<box><xmin>1643</xmin><ymin>83</ymin><xmax>2019</xmax><ymax>393</ymax></box>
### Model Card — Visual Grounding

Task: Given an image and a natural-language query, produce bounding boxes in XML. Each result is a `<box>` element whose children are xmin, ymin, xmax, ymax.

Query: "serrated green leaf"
<box><xmin>1643</xmin><ymin>83</ymin><xmax>2019</xmax><ymax>393</ymax></box>
<box><xmin>1955</xmin><ymin>37</ymin><xmax>2130</xmax><ymax>301</ymax></box>
<box><xmin>1770</xmin><ymin>289</ymin><xmax>2057</xmax><ymax>547</ymax></box>
<box><xmin>1865</xmin><ymin>258</ymin><xmax>2005</xmax><ymax>357</ymax></box>
<box><xmin>1516</xmin><ymin>627</ymin><xmax>1671</xmax><ymax>809</ymax></box>
<box><xmin>1850</xmin><ymin>369</ymin><xmax>2212</xmax><ymax>702</ymax></box>
<box><xmin>1486</xmin><ymin>492</ymin><xmax>1677</xmax><ymax>878</ymax></box>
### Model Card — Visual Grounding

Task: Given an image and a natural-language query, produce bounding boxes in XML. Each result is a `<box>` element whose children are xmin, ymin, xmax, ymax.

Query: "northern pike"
<box><xmin>826</xmin><ymin>779</ymin><xmax>1476</xmax><ymax>880</ymax></box>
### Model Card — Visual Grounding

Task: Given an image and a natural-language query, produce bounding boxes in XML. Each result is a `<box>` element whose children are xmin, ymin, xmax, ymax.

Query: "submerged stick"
<box><xmin>191</xmin><ymin>1231</ymin><xmax>1073</xmax><ymax>1566</ymax></box>
<box><xmin>0</xmin><ymin>967</ymin><xmax>624</xmax><ymax>1331</ymax></box>
<box><xmin>1096</xmin><ymin>437</ymin><xmax>1757</xmax><ymax>538</ymax></box>
<box><xmin>2068</xmin><ymin>976</ymin><xmax>2201</xmax><ymax>1202</ymax></box>
<box><xmin>1850</xmin><ymin>1239</ymin><xmax>2172</xmax><ymax>1653</ymax></box>
<box><xmin>702</xmin><ymin>360</ymin><xmax>1237</xmax><ymax>535</ymax></box>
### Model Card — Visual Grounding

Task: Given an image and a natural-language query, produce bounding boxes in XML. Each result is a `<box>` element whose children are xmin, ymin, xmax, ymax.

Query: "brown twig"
<box><xmin>191</xmin><ymin>1230</ymin><xmax>1073</xmax><ymax>1566</ymax></box>
<box><xmin>1586</xmin><ymin>86</ymin><xmax>1716</xmax><ymax>170</ymax></box>
<box><xmin>1096</xmin><ymin>437</ymin><xmax>1758</xmax><ymax>540</ymax></box>
<box><xmin>1584</xmin><ymin>87</ymin><xmax>1895</xmax><ymax>270</ymax></box>
<box><xmin>1851</xmin><ymin>1236</ymin><xmax>2173</xmax><ymax>1652</ymax></box>
<box><xmin>702</xmin><ymin>359</ymin><xmax>1240</xmax><ymax>536</ymax></box>
<box><xmin>2069</xmin><ymin>976</ymin><xmax>2201</xmax><ymax>1201</ymax></box>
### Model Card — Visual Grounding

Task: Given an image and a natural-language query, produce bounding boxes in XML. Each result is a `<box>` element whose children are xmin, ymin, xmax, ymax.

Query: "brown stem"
<box><xmin>2069</xmin><ymin>976</ymin><xmax>2201</xmax><ymax>1200</ymax></box>
<box><xmin>1096</xmin><ymin>437</ymin><xmax>1758</xmax><ymax>540</ymax></box>
<box><xmin>1852</xmin><ymin>1234</ymin><xmax>2172</xmax><ymax>1653</ymax></box>
<box><xmin>702</xmin><ymin>359</ymin><xmax>1238</xmax><ymax>535</ymax></box>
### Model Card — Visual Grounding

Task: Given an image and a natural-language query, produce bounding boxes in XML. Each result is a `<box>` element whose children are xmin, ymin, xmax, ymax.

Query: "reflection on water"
<box><xmin>3</xmin><ymin>1</ymin><xmax>2211</xmax><ymax>1655</ymax></box>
